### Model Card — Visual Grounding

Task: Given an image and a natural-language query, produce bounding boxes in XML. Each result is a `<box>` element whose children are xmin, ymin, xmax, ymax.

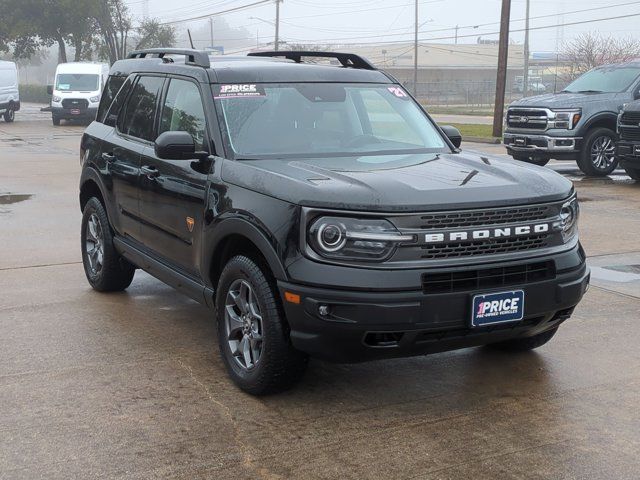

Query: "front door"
<box><xmin>137</xmin><ymin>77</ymin><xmax>211</xmax><ymax>278</ymax></box>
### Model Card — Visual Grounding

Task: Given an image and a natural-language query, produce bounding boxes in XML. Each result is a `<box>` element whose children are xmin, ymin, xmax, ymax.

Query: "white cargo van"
<box><xmin>48</xmin><ymin>62</ymin><xmax>109</xmax><ymax>125</ymax></box>
<box><xmin>0</xmin><ymin>60</ymin><xmax>19</xmax><ymax>123</ymax></box>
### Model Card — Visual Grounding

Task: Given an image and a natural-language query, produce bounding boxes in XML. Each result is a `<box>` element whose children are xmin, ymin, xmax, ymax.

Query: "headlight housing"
<box><xmin>308</xmin><ymin>216</ymin><xmax>413</xmax><ymax>262</ymax></box>
<box><xmin>556</xmin><ymin>195</ymin><xmax>580</xmax><ymax>242</ymax></box>
<box><xmin>52</xmin><ymin>95</ymin><xmax>61</xmax><ymax>103</ymax></box>
<box><xmin>90</xmin><ymin>95</ymin><xmax>100</xmax><ymax>103</ymax></box>
<box><xmin>550</xmin><ymin>109</ymin><xmax>581</xmax><ymax>130</ymax></box>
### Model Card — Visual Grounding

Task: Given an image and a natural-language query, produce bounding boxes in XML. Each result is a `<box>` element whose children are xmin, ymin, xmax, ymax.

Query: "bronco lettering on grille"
<box><xmin>424</xmin><ymin>223</ymin><xmax>551</xmax><ymax>244</ymax></box>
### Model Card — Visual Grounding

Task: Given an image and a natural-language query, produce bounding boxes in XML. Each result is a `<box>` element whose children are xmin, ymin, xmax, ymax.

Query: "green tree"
<box><xmin>135</xmin><ymin>19</ymin><xmax>176</xmax><ymax>50</ymax></box>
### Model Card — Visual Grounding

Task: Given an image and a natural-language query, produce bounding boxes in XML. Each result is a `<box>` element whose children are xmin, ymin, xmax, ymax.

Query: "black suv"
<box><xmin>616</xmin><ymin>101</ymin><xmax>640</xmax><ymax>180</ymax></box>
<box><xmin>79</xmin><ymin>49</ymin><xmax>590</xmax><ymax>394</ymax></box>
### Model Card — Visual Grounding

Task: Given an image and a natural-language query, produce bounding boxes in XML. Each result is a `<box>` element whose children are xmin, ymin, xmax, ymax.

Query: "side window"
<box><xmin>103</xmin><ymin>77</ymin><xmax>133</xmax><ymax>127</ymax></box>
<box><xmin>159</xmin><ymin>78</ymin><xmax>207</xmax><ymax>150</ymax></box>
<box><xmin>119</xmin><ymin>76</ymin><xmax>164</xmax><ymax>142</ymax></box>
<box><xmin>96</xmin><ymin>75</ymin><xmax>125</xmax><ymax>123</ymax></box>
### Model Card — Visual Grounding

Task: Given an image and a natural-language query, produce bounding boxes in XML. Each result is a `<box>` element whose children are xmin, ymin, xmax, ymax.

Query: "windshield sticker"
<box><xmin>215</xmin><ymin>84</ymin><xmax>266</xmax><ymax>99</ymax></box>
<box><xmin>387</xmin><ymin>86</ymin><xmax>409</xmax><ymax>99</ymax></box>
<box><xmin>58</xmin><ymin>84</ymin><xmax>71</xmax><ymax>90</ymax></box>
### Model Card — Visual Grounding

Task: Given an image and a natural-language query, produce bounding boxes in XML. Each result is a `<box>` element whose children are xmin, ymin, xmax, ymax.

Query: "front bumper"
<box><xmin>279</xmin><ymin>244</ymin><xmax>589</xmax><ymax>363</ymax></box>
<box><xmin>504</xmin><ymin>133</ymin><xmax>582</xmax><ymax>158</ymax></box>
<box><xmin>51</xmin><ymin>106</ymin><xmax>97</xmax><ymax>120</ymax></box>
<box><xmin>617</xmin><ymin>141</ymin><xmax>640</xmax><ymax>168</ymax></box>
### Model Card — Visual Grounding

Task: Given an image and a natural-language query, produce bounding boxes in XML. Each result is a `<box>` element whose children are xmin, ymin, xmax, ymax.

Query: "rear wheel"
<box><xmin>624</xmin><ymin>166</ymin><xmax>640</xmax><ymax>181</ymax></box>
<box><xmin>577</xmin><ymin>128</ymin><xmax>618</xmax><ymax>176</ymax></box>
<box><xmin>512</xmin><ymin>154</ymin><xmax>550</xmax><ymax>166</ymax></box>
<box><xmin>81</xmin><ymin>197</ymin><xmax>135</xmax><ymax>292</ymax></box>
<box><xmin>3</xmin><ymin>108</ymin><xmax>15</xmax><ymax>122</ymax></box>
<box><xmin>216</xmin><ymin>255</ymin><xmax>308</xmax><ymax>395</ymax></box>
<box><xmin>487</xmin><ymin>327</ymin><xmax>558</xmax><ymax>352</ymax></box>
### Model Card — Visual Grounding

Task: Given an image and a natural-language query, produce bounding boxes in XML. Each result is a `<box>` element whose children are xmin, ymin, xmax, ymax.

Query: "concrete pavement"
<box><xmin>1</xmin><ymin>115</ymin><xmax>639</xmax><ymax>479</ymax></box>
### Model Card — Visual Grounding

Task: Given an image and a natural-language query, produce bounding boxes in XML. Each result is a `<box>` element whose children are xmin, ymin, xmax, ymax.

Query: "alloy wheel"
<box><xmin>590</xmin><ymin>135</ymin><xmax>616</xmax><ymax>172</ymax></box>
<box><xmin>85</xmin><ymin>213</ymin><xmax>104</xmax><ymax>275</ymax></box>
<box><xmin>225</xmin><ymin>279</ymin><xmax>263</xmax><ymax>370</ymax></box>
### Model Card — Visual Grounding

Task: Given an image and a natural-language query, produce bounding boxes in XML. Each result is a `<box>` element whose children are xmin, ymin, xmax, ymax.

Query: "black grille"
<box><xmin>417</xmin><ymin>205</ymin><xmax>553</xmax><ymax>229</ymax></box>
<box><xmin>619</xmin><ymin>111</ymin><xmax>640</xmax><ymax>141</ymax></box>
<box><xmin>507</xmin><ymin>109</ymin><xmax>547</xmax><ymax>130</ymax></box>
<box><xmin>620</xmin><ymin>128</ymin><xmax>640</xmax><ymax>141</ymax></box>
<box><xmin>62</xmin><ymin>98</ymin><xmax>89</xmax><ymax>109</ymax></box>
<box><xmin>621</xmin><ymin>111</ymin><xmax>640</xmax><ymax>124</ymax></box>
<box><xmin>419</xmin><ymin>234</ymin><xmax>551</xmax><ymax>260</ymax></box>
<box><xmin>421</xmin><ymin>261</ymin><xmax>555</xmax><ymax>294</ymax></box>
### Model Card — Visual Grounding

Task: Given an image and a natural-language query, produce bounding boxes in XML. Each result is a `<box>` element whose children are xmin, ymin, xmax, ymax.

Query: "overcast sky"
<box><xmin>125</xmin><ymin>0</ymin><xmax>640</xmax><ymax>54</ymax></box>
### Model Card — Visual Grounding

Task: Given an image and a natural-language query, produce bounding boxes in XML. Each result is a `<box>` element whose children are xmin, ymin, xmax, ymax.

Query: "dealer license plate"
<box><xmin>70</xmin><ymin>109</ymin><xmax>81</xmax><ymax>115</ymax></box>
<box><xmin>513</xmin><ymin>137</ymin><xmax>527</xmax><ymax>146</ymax></box>
<box><xmin>471</xmin><ymin>290</ymin><xmax>525</xmax><ymax>327</ymax></box>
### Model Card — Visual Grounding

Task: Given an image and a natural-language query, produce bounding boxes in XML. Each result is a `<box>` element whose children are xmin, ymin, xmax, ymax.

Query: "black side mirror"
<box><xmin>440</xmin><ymin>125</ymin><xmax>462</xmax><ymax>149</ymax></box>
<box><xmin>47</xmin><ymin>85</ymin><xmax>53</xmax><ymax>95</ymax></box>
<box><xmin>155</xmin><ymin>131</ymin><xmax>201</xmax><ymax>160</ymax></box>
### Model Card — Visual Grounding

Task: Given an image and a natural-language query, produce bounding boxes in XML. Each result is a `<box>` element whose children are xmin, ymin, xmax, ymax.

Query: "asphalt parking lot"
<box><xmin>1</xmin><ymin>105</ymin><xmax>640</xmax><ymax>479</ymax></box>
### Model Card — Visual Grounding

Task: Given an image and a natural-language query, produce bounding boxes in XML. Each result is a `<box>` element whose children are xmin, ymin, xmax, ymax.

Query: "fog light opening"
<box><xmin>364</xmin><ymin>332</ymin><xmax>404</xmax><ymax>348</ymax></box>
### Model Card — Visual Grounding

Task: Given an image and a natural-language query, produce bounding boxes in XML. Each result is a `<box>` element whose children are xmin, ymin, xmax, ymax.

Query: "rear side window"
<box><xmin>159</xmin><ymin>78</ymin><xmax>207</xmax><ymax>150</ymax></box>
<box><xmin>97</xmin><ymin>75</ymin><xmax>125</xmax><ymax>123</ymax></box>
<box><xmin>119</xmin><ymin>76</ymin><xmax>164</xmax><ymax>141</ymax></box>
<box><xmin>103</xmin><ymin>77</ymin><xmax>133</xmax><ymax>127</ymax></box>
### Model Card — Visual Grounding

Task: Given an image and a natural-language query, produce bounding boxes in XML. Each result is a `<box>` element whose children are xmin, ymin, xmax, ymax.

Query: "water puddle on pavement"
<box><xmin>591</xmin><ymin>264</ymin><xmax>640</xmax><ymax>283</ymax></box>
<box><xmin>0</xmin><ymin>193</ymin><xmax>33</xmax><ymax>205</ymax></box>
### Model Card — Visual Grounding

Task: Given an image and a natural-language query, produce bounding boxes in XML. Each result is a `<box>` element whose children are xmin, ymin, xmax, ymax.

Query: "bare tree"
<box><xmin>94</xmin><ymin>0</ymin><xmax>132</xmax><ymax>64</ymax></box>
<box><xmin>562</xmin><ymin>32</ymin><xmax>640</xmax><ymax>80</ymax></box>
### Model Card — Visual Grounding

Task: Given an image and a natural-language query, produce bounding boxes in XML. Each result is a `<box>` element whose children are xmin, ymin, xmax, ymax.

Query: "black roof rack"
<box><xmin>247</xmin><ymin>51</ymin><xmax>376</xmax><ymax>70</ymax></box>
<box><xmin>127</xmin><ymin>48</ymin><xmax>210</xmax><ymax>69</ymax></box>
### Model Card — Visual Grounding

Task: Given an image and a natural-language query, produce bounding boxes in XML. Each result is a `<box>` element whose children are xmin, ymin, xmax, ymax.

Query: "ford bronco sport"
<box><xmin>505</xmin><ymin>61</ymin><xmax>640</xmax><ymax>176</ymax></box>
<box><xmin>79</xmin><ymin>49</ymin><xmax>590</xmax><ymax>395</ymax></box>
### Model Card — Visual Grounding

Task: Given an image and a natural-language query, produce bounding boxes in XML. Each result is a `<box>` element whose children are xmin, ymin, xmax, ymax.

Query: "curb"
<box><xmin>464</xmin><ymin>136</ymin><xmax>502</xmax><ymax>145</ymax></box>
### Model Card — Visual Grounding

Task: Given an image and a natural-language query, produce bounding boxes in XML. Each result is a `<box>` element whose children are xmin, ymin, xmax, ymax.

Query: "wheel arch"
<box><xmin>580</xmin><ymin>112</ymin><xmax>618</xmax><ymax>136</ymax></box>
<box><xmin>206</xmin><ymin>218</ymin><xmax>288</xmax><ymax>293</ymax></box>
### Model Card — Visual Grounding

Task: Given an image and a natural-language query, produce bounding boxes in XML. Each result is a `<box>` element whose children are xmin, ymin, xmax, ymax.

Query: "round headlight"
<box><xmin>317</xmin><ymin>222</ymin><xmax>347</xmax><ymax>252</ymax></box>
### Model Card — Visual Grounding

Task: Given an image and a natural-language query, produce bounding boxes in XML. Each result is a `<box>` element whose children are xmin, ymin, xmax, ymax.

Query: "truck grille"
<box><xmin>619</xmin><ymin>111</ymin><xmax>640</xmax><ymax>141</ymax></box>
<box><xmin>419</xmin><ymin>234</ymin><xmax>551</xmax><ymax>260</ymax></box>
<box><xmin>507</xmin><ymin>108</ymin><xmax>548</xmax><ymax>130</ymax></box>
<box><xmin>418</xmin><ymin>205</ymin><xmax>553</xmax><ymax>229</ymax></box>
<box><xmin>62</xmin><ymin>98</ymin><xmax>89</xmax><ymax>109</ymax></box>
<box><xmin>421</xmin><ymin>261</ymin><xmax>555</xmax><ymax>293</ymax></box>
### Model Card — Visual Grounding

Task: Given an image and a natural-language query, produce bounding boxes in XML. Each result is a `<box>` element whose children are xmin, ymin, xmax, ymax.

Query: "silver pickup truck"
<box><xmin>504</xmin><ymin>61</ymin><xmax>640</xmax><ymax>176</ymax></box>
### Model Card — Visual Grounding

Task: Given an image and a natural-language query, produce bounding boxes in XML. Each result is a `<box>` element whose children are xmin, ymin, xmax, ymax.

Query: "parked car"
<box><xmin>79</xmin><ymin>49</ymin><xmax>589</xmax><ymax>394</ymax></box>
<box><xmin>514</xmin><ymin>76</ymin><xmax>546</xmax><ymax>94</ymax></box>
<box><xmin>616</xmin><ymin>101</ymin><xmax>640</xmax><ymax>180</ymax></box>
<box><xmin>48</xmin><ymin>62</ymin><xmax>109</xmax><ymax>125</ymax></box>
<box><xmin>504</xmin><ymin>61</ymin><xmax>640</xmax><ymax>176</ymax></box>
<box><xmin>0</xmin><ymin>60</ymin><xmax>19</xmax><ymax>122</ymax></box>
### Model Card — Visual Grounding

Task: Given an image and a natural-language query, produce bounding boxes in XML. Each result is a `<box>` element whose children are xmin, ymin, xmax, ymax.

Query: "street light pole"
<box><xmin>209</xmin><ymin>17</ymin><xmax>214</xmax><ymax>49</ymax></box>
<box><xmin>413</xmin><ymin>0</ymin><xmax>418</xmax><ymax>97</ymax></box>
<box><xmin>523</xmin><ymin>0</ymin><xmax>530</xmax><ymax>97</ymax></box>
<box><xmin>275</xmin><ymin>0</ymin><xmax>281</xmax><ymax>51</ymax></box>
<box><xmin>492</xmin><ymin>0</ymin><xmax>511</xmax><ymax>138</ymax></box>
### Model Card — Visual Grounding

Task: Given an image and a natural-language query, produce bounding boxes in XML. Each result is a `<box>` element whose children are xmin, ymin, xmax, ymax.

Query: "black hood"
<box><xmin>221</xmin><ymin>152</ymin><xmax>573</xmax><ymax>212</ymax></box>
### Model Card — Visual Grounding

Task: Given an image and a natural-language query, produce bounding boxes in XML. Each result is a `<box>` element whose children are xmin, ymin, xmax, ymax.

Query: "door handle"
<box><xmin>141</xmin><ymin>165</ymin><xmax>159</xmax><ymax>179</ymax></box>
<box><xmin>102</xmin><ymin>152</ymin><xmax>115</xmax><ymax>162</ymax></box>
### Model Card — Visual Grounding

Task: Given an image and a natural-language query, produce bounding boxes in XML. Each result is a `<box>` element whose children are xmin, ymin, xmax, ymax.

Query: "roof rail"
<box><xmin>247</xmin><ymin>51</ymin><xmax>376</xmax><ymax>70</ymax></box>
<box><xmin>127</xmin><ymin>48</ymin><xmax>210</xmax><ymax>69</ymax></box>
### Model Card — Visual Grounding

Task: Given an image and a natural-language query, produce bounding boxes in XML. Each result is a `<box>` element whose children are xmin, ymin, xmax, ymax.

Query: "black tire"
<box><xmin>624</xmin><ymin>166</ymin><xmax>640</xmax><ymax>181</ymax></box>
<box><xmin>216</xmin><ymin>255</ymin><xmax>308</xmax><ymax>395</ymax></box>
<box><xmin>512</xmin><ymin>154</ymin><xmax>550</xmax><ymax>166</ymax></box>
<box><xmin>487</xmin><ymin>327</ymin><xmax>558</xmax><ymax>352</ymax></box>
<box><xmin>81</xmin><ymin>197</ymin><xmax>135</xmax><ymax>292</ymax></box>
<box><xmin>52</xmin><ymin>116</ymin><xmax>61</xmax><ymax>126</ymax></box>
<box><xmin>3</xmin><ymin>108</ymin><xmax>15</xmax><ymax>122</ymax></box>
<box><xmin>577</xmin><ymin>127</ymin><xmax>618</xmax><ymax>176</ymax></box>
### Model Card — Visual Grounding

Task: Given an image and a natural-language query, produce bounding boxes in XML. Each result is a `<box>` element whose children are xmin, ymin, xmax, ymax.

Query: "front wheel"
<box><xmin>624</xmin><ymin>166</ymin><xmax>640</xmax><ymax>181</ymax></box>
<box><xmin>216</xmin><ymin>255</ymin><xmax>308</xmax><ymax>395</ymax></box>
<box><xmin>3</xmin><ymin>108</ymin><xmax>15</xmax><ymax>122</ymax></box>
<box><xmin>577</xmin><ymin>128</ymin><xmax>618</xmax><ymax>176</ymax></box>
<box><xmin>487</xmin><ymin>327</ymin><xmax>558</xmax><ymax>352</ymax></box>
<box><xmin>81</xmin><ymin>197</ymin><xmax>135</xmax><ymax>292</ymax></box>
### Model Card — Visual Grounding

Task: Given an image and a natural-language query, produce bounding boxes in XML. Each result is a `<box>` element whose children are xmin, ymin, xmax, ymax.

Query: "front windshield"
<box><xmin>213</xmin><ymin>83</ymin><xmax>447</xmax><ymax>158</ymax></box>
<box><xmin>563</xmin><ymin>66</ymin><xmax>640</xmax><ymax>93</ymax></box>
<box><xmin>55</xmin><ymin>73</ymin><xmax>99</xmax><ymax>92</ymax></box>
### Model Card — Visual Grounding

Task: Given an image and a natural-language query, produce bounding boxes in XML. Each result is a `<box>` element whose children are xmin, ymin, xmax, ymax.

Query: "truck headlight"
<box><xmin>52</xmin><ymin>96</ymin><xmax>61</xmax><ymax>103</ymax></box>
<box><xmin>558</xmin><ymin>196</ymin><xmax>579</xmax><ymax>242</ymax></box>
<box><xmin>550</xmin><ymin>109</ymin><xmax>581</xmax><ymax>130</ymax></box>
<box><xmin>90</xmin><ymin>96</ymin><xmax>100</xmax><ymax>103</ymax></box>
<box><xmin>308</xmin><ymin>217</ymin><xmax>414</xmax><ymax>262</ymax></box>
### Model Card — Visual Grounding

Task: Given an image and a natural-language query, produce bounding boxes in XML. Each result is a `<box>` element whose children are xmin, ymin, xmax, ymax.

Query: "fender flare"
<box><xmin>204</xmin><ymin>216</ymin><xmax>288</xmax><ymax>284</ymax></box>
<box><xmin>579</xmin><ymin>112</ymin><xmax>619</xmax><ymax>135</ymax></box>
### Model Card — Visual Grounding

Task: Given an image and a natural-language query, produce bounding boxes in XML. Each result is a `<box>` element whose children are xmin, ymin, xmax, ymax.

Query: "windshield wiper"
<box><xmin>576</xmin><ymin>90</ymin><xmax>604</xmax><ymax>94</ymax></box>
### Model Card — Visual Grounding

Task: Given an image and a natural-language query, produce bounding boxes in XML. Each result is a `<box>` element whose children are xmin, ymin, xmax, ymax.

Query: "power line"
<box><xmin>158</xmin><ymin>0</ymin><xmax>274</xmax><ymax>25</ymax></box>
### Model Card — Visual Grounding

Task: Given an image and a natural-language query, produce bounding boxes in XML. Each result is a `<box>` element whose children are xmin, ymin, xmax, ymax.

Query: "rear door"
<box><xmin>103</xmin><ymin>74</ymin><xmax>165</xmax><ymax>241</ymax></box>
<box><xmin>137</xmin><ymin>76</ymin><xmax>211</xmax><ymax>278</ymax></box>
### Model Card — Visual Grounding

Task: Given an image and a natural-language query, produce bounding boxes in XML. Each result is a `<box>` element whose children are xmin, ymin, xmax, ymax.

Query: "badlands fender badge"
<box><xmin>186</xmin><ymin>217</ymin><xmax>195</xmax><ymax>233</ymax></box>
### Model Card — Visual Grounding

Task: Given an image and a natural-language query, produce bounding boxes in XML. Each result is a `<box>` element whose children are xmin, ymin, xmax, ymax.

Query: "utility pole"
<box><xmin>209</xmin><ymin>17</ymin><xmax>214</xmax><ymax>49</ymax></box>
<box><xmin>522</xmin><ymin>0</ymin><xmax>530</xmax><ymax>97</ymax></box>
<box><xmin>275</xmin><ymin>0</ymin><xmax>281</xmax><ymax>51</ymax></box>
<box><xmin>492</xmin><ymin>0</ymin><xmax>511</xmax><ymax>138</ymax></box>
<box><xmin>455</xmin><ymin>25</ymin><xmax>459</xmax><ymax>45</ymax></box>
<box><xmin>413</xmin><ymin>0</ymin><xmax>418</xmax><ymax>97</ymax></box>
